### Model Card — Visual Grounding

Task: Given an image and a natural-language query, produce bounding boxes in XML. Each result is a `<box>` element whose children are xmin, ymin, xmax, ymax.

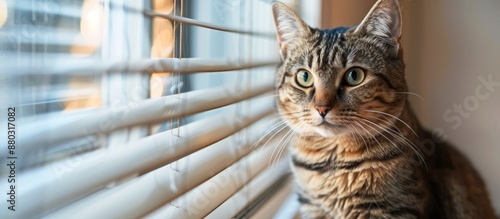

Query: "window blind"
<box><xmin>0</xmin><ymin>0</ymin><xmax>302</xmax><ymax>218</ymax></box>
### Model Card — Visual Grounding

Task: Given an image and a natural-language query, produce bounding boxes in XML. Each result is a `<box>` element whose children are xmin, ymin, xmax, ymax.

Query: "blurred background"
<box><xmin>0</xmin><ymin>0</ymin><xmax>498</xmax><ymax>218</ymax></box>
<box><xmin>322</xmin><ymin>0</ymin><xmax>500</xmax><ymax>213</ymax></box>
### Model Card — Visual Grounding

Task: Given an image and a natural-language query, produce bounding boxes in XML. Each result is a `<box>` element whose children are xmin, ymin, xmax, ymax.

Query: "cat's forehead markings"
<box><xmin>301</xmin><ymin>54</ymin><xmax>312</xmax><ymax>70</ymax></box>
<box><xmin>346</xmin><ymin>50</ymin><xmax>360</xmax><ymax>67</ymax></box>
<box><xmin>311</xmin><ymin>52</ymin><xmax>320</xmax><ymax>70</ymax></box>
<box><xmin>334</xmin><ymin>49</ymin><xmax>346</xmax><ymax>69</ymax></box>
<box><xmin>292</xmin><ymin>63</ymin><xmax>307</xmax><ymax>72</ymax></box>
<box><xmin>307</xmin><ymin>52</ymin><xmax>314</xmax><ymax>69</ymax></box>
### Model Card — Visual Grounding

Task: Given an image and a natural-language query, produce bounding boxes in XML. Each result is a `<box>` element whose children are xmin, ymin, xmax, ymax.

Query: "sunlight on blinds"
<box><xmin>70</xmin><ymin>0</ymin><xmax>103</xmax><ymax>56</ymax></box>
<box><xmin>0</xmin><ymin>0</ymin><xmax>301</xmax><ymax>218</ymax></box>
<box><xmin>150</xmin><ymin>0</ymin><xmax>174</xmax><ymax>99</ymax></box>
<box><xmin>0</xmin><ymin>0</ymin><xmax>7</xmax><ymax>28</ymax></box>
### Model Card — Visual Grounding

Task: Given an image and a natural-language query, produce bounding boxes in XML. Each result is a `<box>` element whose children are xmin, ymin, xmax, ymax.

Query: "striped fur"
<box><xmin>272</xmin><ymin>0</ymin><xmax>496</xmax><ymax>218</ymax></box>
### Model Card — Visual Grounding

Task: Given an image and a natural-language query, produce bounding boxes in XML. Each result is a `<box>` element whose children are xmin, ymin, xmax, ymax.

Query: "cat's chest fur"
<box><xmin>290</xmin><ymin>135</ymin><xmax>429</xmax><ymax>218</ymax></box>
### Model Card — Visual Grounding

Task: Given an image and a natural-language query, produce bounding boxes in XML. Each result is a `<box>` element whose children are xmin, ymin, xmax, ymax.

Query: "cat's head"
<box><xmin>272</xmin><ymin>0</ymin><xmax>408</xmax><ymax>137</ymax></box>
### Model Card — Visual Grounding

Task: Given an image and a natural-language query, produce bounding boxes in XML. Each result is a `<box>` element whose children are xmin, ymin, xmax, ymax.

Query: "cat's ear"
<box><xmin>355</xmin><ymin>0</ymin><xmax>402</xmax><ymax>41</ymax></box>
<box><xmin>272</xmin><ymin>2</ymin><xmax>311</xmax><ymax>60</ymax></box>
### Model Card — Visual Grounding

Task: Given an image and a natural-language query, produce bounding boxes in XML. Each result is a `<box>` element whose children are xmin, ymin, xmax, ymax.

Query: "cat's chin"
<box><xmin>310</xmin><ymin>121</ymin><xmax>344</xmax><ymax>137</ymax></box>
<box><xmin>314</xmin><ymin>126</ymin><xmax>341</xmax><ymax>138</ymax></box>
<box><xmin>315</xmin><ymin>129</ymin><xmax>336</xmax><ymax>137</ymax></box>
<box><xmin>287</xmin><ymin>123</ymin><xmax>339</xmax><ymax>138</ymax></box>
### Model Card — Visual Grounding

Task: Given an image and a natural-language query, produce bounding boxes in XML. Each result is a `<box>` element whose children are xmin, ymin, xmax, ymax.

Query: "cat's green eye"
<box><xmin>296</xmin><ymin>70</ymin><xmax>314</xmax><ymax>88</ymax></box>
<box><xmin>344</xmin><ymin>68</ymin><xmax>366</xmax><ymax>86</ymax></box>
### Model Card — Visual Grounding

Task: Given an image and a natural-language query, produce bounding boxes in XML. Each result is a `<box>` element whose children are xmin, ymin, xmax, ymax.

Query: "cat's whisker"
<box><xmin>358</xmin><ymin>118</ymin><xmax>427</xmax><ymax>170</ymax></box>
<box><xmin>278</xmin><ymin>111</ymin><xmax>303</xmax><ymax>116</ymax></box>
<box><xmin>361</xmin><ymin>120</ymin><xmax>390</xmax><ymax>157</ymax></box>
<box><xmin>274</xmin><ymin>124</ymin><xmax>299</xmax><ymax>166</ymax></box>
<box><xmin>361</xmin><ymin>117</ymin><xmax>418</xmax><ymax>154</ymax></box>
<box><xmin>269</xmin><ymin>123</ymin><xmax>297</xmax><ymax>167</ymax></box>
<box><xmin>363</xmin><ymin>113</ymin><xmax>403</xmax><ymax>135</ymax></box>
<box><xmin>356</xmin><ymin>119</ymin><xmax>406</xmax><ymax>159</ymax></box>
<box><xmin>272</xmin><ymin>134</ymin><xmax>293</xmax><ymax>167</ymax></box>
<box><xmin>364</xmin><ymin>109</ymin><xmax>419</xmax><ymax>137</ymax></box>
<box><xmin>252</xmin><ymin>117</ymin><xmax>286</xmax><ymax>144</ymax></box>
<box><xmin>274</xmin><ymin>121</ymin><xmax>306</xmax><ymax>166</ymax></box>
<box><xmin>348</xmin><ymin>123</ymin><xmax>370</xmax><ymax>154</ymax></box>
<box><xmin>360</xmin><ymin>117</ymin><xmax>414</xmax><ymax>150</ymax></box>
<box><xmin>342</xmin><ymin>121</ymin><xmax>360</xmax><ymax>145</ymax></box>
<box><xmin>347</xmin><ymin>123</ymin><xmax>373</xmax><ymax>156</ymax></box>
<box><xmin>353</xmin><ymin>121</ymin><xmax>381</xmax><ymax>148</ymax></box>
<box><xmin>345</xmin><ymin>125</ymin><xmax>359</xmax><ymax>146</ymax></box>
<box><xmin>258</xmin><ymin>122</ymin><xmax>289</xmax><ymax>153</ymax></box>
<box><xmin>395</xmin><ymin>91</ymin><xmax>426</xmax><ymax>103</ymax></box>
<box><xmin>272</xmin><ymin>133</ymin><xmax>290</xmax><ymax>167</ymax></box>
<box><xmin>252</xmin><ymin>119</ymin><xmax>287</xmax><ymax>149</ymax></box>
<box><xmin>296</xmin><ymin>122</ymin><xmax>310</xmax><ymax>149</ymax></box>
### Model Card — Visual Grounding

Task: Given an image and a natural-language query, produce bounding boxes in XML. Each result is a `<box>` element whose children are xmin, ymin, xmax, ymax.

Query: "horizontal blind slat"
<box><xmin>205</xmin><ymin>164</ymin><xmax>291</xmax><ymax>219</ymax></box>
<box><xmin>11</xmin><ymin>3</ymin><xmax>274</xmax><ymax>38</ymax></box>
<box><xmin>144</xmin><ymin>11</ymin><xmax>274</xmax><ymax>38</ymax></box>
<box><xmin>152</xmin><ymin>155</ymin><xmax>290</xmax><ymax>218</ymax></box>
<box><xmin>244</xmin><ymin>179</ymin><xmax>294</xmax><ymax>219</ymax></box>
<box><xmin>11</xmin><ymin>82</ymin><xmax>273</xmax><ymax>156</ymax></box>
<box><xmin>47</xmin><ymin>121</ymin><xmax>287</xmax><ymax>219</ymax></box>
<box><xmin>12</xmin><ymin>2</ymin><xmax>82</xmax><ymax>19</ymax></box>
<box><xmin>6</xmin><ymin>57</ymin><xmax>279</xmax><ymax>76</ymax></box>
<box><xmin>0</xmin><ymin>104</ymin><xmax>274</xmax><ymax>218</ymax></box>
<box><xmin>0</xmin><ymin>28</ymin><xmax>83</xmax><ymax>46</ymax></box>
<box><xmin>269</xmin><ymin>190</ymin><xmax>301</xmax><ymax>218</ymax></box>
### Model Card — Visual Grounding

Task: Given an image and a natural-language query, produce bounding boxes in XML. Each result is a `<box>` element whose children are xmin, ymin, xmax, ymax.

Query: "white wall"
<box><xmin>405</xmin><ymin>0</ymin><xmax>500</xmax><ymax>213</ymax></box>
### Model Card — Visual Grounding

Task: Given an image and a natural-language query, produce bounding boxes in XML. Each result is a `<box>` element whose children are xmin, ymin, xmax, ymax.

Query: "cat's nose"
<box><xmin>315</xmin><ymin>106</ymin><xmax>331</xmax><ymax>118</ymax></box>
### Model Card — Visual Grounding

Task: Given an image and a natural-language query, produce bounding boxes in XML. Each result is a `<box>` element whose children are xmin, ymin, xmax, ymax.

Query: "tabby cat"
<box><xmin>271</xmin><ymin>0</ymin><xmax>496</xmax><ymax>218</ymax></box>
